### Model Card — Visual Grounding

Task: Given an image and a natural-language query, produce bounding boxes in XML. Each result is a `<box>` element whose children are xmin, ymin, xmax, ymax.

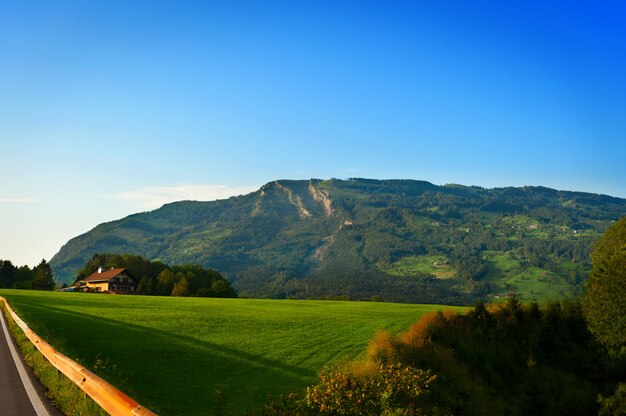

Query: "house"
<box><xmin>80</xmin><ymin>267</ymin><xmax>136</xmax><ymax>293</ymax></box>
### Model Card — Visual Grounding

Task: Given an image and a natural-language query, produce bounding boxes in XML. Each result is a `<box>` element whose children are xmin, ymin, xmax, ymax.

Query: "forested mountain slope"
<box><xmin>50</xmin><ymin>179</ymin><xmax>626</xmax><ymax>304</ymax></box>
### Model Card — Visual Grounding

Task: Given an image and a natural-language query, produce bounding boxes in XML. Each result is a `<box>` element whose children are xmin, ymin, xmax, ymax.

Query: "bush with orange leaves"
<box><xmin>305</xmin><ymin>362</ymin><xmax>436</xmax><ymax>415</ymax></box>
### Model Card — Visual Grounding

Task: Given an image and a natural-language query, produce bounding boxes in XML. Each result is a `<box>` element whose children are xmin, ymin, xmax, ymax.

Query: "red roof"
<box><xmin>83</xmin><ymin>268</ymin><xmax>129</xmax><ymax>283</ymax></box>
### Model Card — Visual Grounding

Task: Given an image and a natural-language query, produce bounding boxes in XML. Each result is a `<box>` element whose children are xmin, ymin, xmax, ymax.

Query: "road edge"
<box><xmin>0</xmin><ymin>309</ymin><xmax>51</xmax><ymax>416</ymax></box>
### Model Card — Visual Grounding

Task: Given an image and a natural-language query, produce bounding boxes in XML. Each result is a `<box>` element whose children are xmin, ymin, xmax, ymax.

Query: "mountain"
<box><xmin>50</xmin><ymin>179</ymin><xmax>626</xmax><ymax>304</ymax></box>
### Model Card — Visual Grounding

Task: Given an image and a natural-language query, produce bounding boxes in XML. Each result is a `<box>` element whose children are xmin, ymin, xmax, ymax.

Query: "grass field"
<box><xmin>382</xmin><ymin>255</ymin><xmax>456</xmax><ymax>279</ymax></box>
<box><xmin>0</xmin><ymin>290</ymin><xmax>464</xmax><ymax>415</ymax></box>
<box><xmin>481</xmin><ymin>251</ymin><xmax>577</xmax><ymax>302</ymax></box>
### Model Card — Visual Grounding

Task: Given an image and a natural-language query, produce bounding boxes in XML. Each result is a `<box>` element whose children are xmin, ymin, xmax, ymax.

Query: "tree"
<box><xmin>599</xmin><ymin>383</ymin><xmax>626</xmax><ymax>416</ymax></box>
<box><xmin>171</xmin><ymin>277</ymin><xmax>190</xmax><ymax>297</ymax></box>
<box><xmin>583</xmin><ymin>216</ymin><xmax>626</xmax><ymax>352</ymax></box>
<box><xmin>210</xmin><ymin>279</ymin><xmax>236</xmax><ymax>298</ymax></box>
<box><xmin>32</xmin><ymin>259</ymin><xmax>55</xmax><ymax>290</ymax></box>
<box><xmin>156</xmin><ymin>269</ymin><xmax>175</xmax><ymax>295</ymax></box>
<box><xmin>15</xmin><ymin>265</ymin><xmax>33</xmax><ymax>289</ymax></box>
<box><xmin>0</xmin><ymin>260</ymin><xmax>17</xmax><ymax>288</ymax></box>
<box><xmin>137</xmin><ymin>276</ymin><xmax>155</xmax><ymax>295</ymax></box>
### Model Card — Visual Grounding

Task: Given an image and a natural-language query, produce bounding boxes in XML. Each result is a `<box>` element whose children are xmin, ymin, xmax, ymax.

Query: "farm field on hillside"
<box><xmin>0</xmin><ymin>290</ymin><xmax>465</xmax><ymax>415</ymax></box>
<box><xmin>481</xmin><ymin>251</ymin><xmax>575</xmax><ymax>302</ymax></box>
<box><xmin>382</xmin><ymin>255</ymin><xmax>456</xmax><ymax>279</ymax></box>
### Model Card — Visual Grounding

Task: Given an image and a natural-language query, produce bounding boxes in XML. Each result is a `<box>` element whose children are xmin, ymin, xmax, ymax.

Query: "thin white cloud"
<box><xmin>113</xmin><ymin>184</ymin><xmax>259</xmax><ymax>210</ymax></box>
<box><xmin>0</xmin><ymin>198</ymin><xmax>38</xmax><ymax>203</ymax></box>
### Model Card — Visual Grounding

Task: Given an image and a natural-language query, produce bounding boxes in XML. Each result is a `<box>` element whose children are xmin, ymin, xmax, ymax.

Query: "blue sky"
<box><xmin>1</xmin><ymin>1</ymin><xmax>625</xmax><ymax>267</ymax></box>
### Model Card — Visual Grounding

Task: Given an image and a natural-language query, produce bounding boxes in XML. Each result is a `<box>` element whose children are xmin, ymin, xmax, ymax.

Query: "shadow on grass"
<box><xmin>10</xmin><ymin>300</ymin><xmax>316</xmax><ymax>415</ymax></box>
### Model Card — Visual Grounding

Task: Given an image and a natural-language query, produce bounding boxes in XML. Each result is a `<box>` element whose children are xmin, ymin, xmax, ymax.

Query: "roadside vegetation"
<box><xmin>0</xmin><ymin>305</ymin><xmax>106</xmax><ymax>415</ymax></box>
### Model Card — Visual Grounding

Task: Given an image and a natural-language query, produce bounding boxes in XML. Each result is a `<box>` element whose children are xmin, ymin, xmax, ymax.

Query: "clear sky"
<box><xmin>1</xmin><ymin>0</ymin><xmax>625</xmax><ymax>267</ymax></box>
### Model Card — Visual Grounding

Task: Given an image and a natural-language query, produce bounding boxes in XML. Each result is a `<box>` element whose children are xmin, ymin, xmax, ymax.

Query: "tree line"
<box><xmin>76</xmin><ymin>253</ymin><xmax>236</xmax><ymax>298</ymax></box>
<box><xmin>0</xmin><ymin>258</ymin><xmax>55</xmax><ymax>290</ymax></box>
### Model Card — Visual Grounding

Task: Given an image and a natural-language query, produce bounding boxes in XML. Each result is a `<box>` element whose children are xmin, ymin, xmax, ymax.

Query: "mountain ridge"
<box><xmin>50</xmin><ymin>178</ymin><xmax>626</xmax><ymax>304</ymax></box>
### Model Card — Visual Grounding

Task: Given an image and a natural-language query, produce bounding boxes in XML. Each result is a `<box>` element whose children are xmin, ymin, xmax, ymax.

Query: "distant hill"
<box><xmin>50</xmin><ymin>179</ymin><xmax>626</xmax><ymax>304</ymax></box>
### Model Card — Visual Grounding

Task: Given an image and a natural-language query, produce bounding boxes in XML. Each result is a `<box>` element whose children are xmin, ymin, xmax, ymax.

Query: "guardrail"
<box><xmin>0</xmin><ymin>296</ymin><xmax>157</xmax><ymax>416</ymax></box>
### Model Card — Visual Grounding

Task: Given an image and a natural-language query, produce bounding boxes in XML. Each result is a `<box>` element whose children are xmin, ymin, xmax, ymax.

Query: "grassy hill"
<box><xmin>0</xmin><ymin>289</ymin><xmax>462</xmax><ymax>414</ymax></box>
<box><xmin>50</xmin><ymin>178</ymin><xmax>626</xmax><ymax>303</ymax></box>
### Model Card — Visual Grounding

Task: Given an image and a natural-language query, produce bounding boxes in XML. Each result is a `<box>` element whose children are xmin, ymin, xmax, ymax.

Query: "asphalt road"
<box><xmin>0</xmin><ymin>310</ymin><xmax>53</xmax><ymax>416</ymax></box>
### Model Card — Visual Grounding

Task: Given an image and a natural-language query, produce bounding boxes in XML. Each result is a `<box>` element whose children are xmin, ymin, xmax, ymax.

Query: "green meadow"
<box><xmin>481</xmin><ymin>251</ymin><xmax>575</xmax><ymax>302</ymax></box>
<box><xmin>383</xmin><ymin>255</ymin><xmax>456</xmax><ymax>279</ymax></box>
<box><xmin>0</xmin><ymin>290</ymin><xmax>464</xmax><ymax>415</ymax></box>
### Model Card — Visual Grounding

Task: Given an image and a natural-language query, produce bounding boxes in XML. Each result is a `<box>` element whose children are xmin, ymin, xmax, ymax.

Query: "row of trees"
<box><xmin>0</xmin><ymin>259</ymin><xmax>55</xmax><ymax>290</ymax></box>
<box><xmin>136</xmin><ymin>265</ymin><xmax>236</xmax><ymax>297</ymax></box>
<box><xmin>77</xmin><ymin>253</ymin><xmax>236</xmax><ymax>298</ymax></box>
<box><xmin>0</xmin><ymin>253</ymin><xmax>237</xmax><ymax>298</ymax></box>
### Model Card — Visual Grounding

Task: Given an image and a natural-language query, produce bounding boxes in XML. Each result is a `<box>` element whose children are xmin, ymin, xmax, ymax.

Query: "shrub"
<box><xmin>305</xmin><ymin>363</ymin><xmax>436</xmax><ymax>415</ymax></box>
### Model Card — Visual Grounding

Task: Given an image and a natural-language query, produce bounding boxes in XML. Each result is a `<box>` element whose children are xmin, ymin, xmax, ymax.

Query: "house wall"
<box><xmin>86</xmin><ymin>282</ymin><xmax>109</xmax><ymax>292</ymax></box>
<box><xmin>82</xmin><ymin>272</ymin><xmax>136</xmax><ymax>293</ymax></box>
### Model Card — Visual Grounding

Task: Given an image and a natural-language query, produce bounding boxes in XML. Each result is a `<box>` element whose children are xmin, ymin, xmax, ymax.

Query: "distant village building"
<box><xmin>79</xmin><ymin>267</ymin><xmax>136</xmax><ymax>293</ymax></box>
